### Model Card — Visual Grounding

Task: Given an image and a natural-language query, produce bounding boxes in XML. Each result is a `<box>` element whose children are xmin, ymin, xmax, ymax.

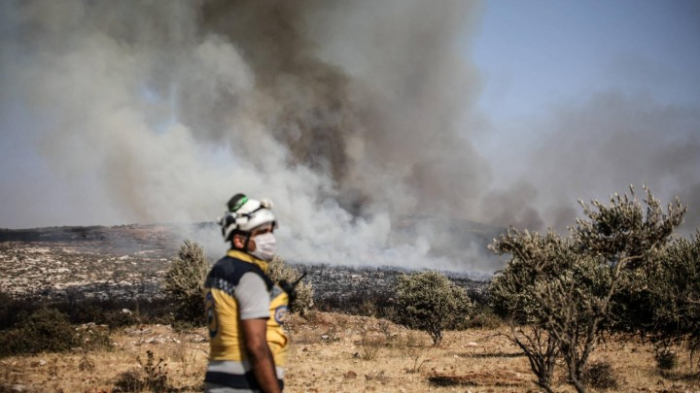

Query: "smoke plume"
<box><xmin>1</xmin><ymin>1</ymin><xmax>699</xmax><ymax>275</ymax></box>
<box><xmin>0</xmin><ymin>0</ymin><xmax>498</xmax><ymax>274</ymax></box>
<box><xmin>486</xmin><ymin>92</ymin><xmax>700</xmax><ymax>235</ymax></box>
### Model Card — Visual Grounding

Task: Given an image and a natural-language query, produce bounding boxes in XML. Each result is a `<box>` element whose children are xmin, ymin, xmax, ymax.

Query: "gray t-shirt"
<box><xmin>234</xmin><ymin>272</ymin><xmax>270</xmax><ymax>320</ymax></box>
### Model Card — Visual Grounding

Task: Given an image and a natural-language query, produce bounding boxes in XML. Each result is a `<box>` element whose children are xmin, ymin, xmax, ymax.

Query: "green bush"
<box><xmin>464</xmin><ymin>304</ymin><xmax>502</xmax><ymax>329</ymax></box>
<box><xmin>0</xmin><ymin>292</ymin><xmax>35</xmax><ymax>330</ymax></box>
<box><xmin>395</xmin><ymin>271</ymin><xmax>472</xmax><ymax>346</ymax></box>
<box><xmin>489</xmin><ymin>187</ymin><xmax>685</xmax><ymax>393</ymax></box>
<box><xmin>647</xmin><ymin>233</ymin><xmax>700</xmax><ymax>347</ymax></box>
<box><xmin>269</xmin><ymin>256</ymin><xmax>314</xmax><ymax>316</ymax></box>
<box><xmin>162</xmin><ymin>240</ymin><xmax>209</xmax><ymax>325</ymax></box>
<box><xmin>0</xmin><ymin>308</ymin><xmax>79</xmax><ymax>357</ymax></box>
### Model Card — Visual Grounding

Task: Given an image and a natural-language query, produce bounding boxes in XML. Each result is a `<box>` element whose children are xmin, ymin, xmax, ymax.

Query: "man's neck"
<box><xmin>227</xmin><ymin>249</ymin><xmax>269</xmax><ymax>273</ymax></box>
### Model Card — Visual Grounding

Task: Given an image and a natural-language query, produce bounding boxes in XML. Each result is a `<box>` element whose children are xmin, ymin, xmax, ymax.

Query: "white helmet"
<box><xmin>218</xmin><ymin>194</ymin><xmax>277</xmax><ymax>242</ymax></box>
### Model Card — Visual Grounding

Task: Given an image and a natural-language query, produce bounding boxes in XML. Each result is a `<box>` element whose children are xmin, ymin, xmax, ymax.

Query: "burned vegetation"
<box><xmin>1</xmin><ymin>187</ymin><xmax>700</xmax><ymax>392</ymax></box>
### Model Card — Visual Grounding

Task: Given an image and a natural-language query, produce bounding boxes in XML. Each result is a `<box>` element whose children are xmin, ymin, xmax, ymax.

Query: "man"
<box><xmin>204</xmin><ymin>193</ymin><xmax>288</xmax><ymax>393</ymax></box>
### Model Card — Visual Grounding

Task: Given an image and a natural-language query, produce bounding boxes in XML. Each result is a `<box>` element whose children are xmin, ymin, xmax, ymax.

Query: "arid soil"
<box><xmin>1</xmin><ymin>313</ymin><xmax>698</xmax><ymax>392</ymax></box>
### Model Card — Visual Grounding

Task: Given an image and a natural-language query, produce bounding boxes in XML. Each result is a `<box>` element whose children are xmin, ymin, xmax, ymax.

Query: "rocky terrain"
<box><xmin>0</xmin><ymin>224</ymin><xmax>489</xmax><ymax>305</ymax></box>
<box><xmin>0</xmin><ymin>225</ymin><xmax>180</xmax><ymax>301</ymax></box>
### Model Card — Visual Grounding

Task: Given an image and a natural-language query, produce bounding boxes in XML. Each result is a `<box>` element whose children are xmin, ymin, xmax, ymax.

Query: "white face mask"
<box><xmin>251</xmin><ymin>232</ymin><xmax>276</xmax><ymax>261</ymax></box>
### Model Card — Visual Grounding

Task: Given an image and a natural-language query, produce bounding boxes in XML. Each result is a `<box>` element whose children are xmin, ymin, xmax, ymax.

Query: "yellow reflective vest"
<box><xmin>204</xmin><ymin>250</ymin><xmax>289</xmax><ymax>390</ymax></box>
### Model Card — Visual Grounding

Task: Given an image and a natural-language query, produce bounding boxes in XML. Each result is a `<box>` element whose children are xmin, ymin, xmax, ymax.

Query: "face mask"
<box><xmin>251</xmin><ymin>232</ymin><xmax>276</xmax><ymax>261</ymax></box>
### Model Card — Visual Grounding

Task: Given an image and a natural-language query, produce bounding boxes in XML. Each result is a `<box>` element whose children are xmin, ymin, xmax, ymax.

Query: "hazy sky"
<box><xmin>0</xmin><ymin>0</ymin><xmax>698</xmax><ymax>272</ymax></box>
<box><xmin>475</xmin><ymin>0</ymin><xmax>700</xmax><ymax>119</ymax></box>
<box><xmin>471</xmin><ymin>0</ymin><xmax>700</xmax><ymax>231</ymax></box>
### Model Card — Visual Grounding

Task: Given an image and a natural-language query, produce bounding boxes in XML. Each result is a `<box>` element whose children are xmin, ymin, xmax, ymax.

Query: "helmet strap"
<box><xmin>231</xmin><ymin>230</ymin><xmax>253</xmax><ymax>253</ymax></box>
<box><xmin>243</xmin><ymin>232</ymin><xmax>253</xmax><ymax>252</ymax></box>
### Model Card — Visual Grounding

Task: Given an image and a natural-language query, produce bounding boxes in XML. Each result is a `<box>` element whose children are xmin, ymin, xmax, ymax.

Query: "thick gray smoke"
<box><xmin>0</xmin><ymin>0</ymin><xmax>496</xmax><ymax>274</ymax></box>
<box><xmin>1</xmin><ymin>1</ymin><xmax>699</xmax><ymax>276</ymax></box>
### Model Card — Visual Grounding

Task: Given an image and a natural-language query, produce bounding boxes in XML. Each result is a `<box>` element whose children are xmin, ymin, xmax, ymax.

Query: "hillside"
<box><xmin>0</xmin><ymin>223</ymin><xmax>491</xmax><ymax>305</ymax></box>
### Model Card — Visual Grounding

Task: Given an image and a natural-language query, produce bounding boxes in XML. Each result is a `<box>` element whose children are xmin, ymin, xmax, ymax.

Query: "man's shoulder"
<box><xmin>207</xmin><ymin>255</ymin><xmax>271</xmax><ymax>289</ymax></box>
<box><xmin>210</xmin><ymin>255</ymin><xmax>253</xmax><ymax>278</ymax></box>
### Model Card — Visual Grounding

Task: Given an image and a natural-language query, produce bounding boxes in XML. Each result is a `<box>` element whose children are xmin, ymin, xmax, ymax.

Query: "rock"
<box><xmin>143</xmin><ymin>336</ymin><xmax>169</xmax><ymax>344</ymax></box>
<box><xmin>30</xmin><ymin>359</ymin><xmax>47</xmax><ymax>367</ymax></box>
<box><xmin>186</xmin><ymin>334</ymin><xmax>207</xmax><ymax>343</ymax></box>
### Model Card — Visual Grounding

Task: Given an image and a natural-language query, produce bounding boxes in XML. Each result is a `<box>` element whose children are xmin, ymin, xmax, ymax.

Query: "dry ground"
<box><xmin>1</xmin><ymin>312</ymin><xmax>698</xmax><ymax>393</ymax></box>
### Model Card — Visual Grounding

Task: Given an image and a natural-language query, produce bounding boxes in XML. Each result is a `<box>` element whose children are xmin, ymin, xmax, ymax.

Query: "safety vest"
<box><xmin>204</xmin><ymin>250</ymin><xmax>289</xmax><ymax>391</ymax></box>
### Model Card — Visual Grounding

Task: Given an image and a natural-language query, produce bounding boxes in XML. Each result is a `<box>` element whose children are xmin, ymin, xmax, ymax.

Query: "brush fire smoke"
<box><xmin>1</xmin><ymin>0</ymin><xmax>699</xmax><ymax>275</ymax></box>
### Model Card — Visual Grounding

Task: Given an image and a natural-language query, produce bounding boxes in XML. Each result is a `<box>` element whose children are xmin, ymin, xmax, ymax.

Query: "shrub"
<box><xmin>357</xmin><ymin>334</ymin><xmax>384</xmax><ymax>361</ymax></box>
<box><xmin>162</xmin><ymin>240</ymin><xmax>209</xmax><ymax>325</ymax></box>
<box><xmin>395</xmin><ymin>271</ymin><xmax>472</xmax><ymax>346</ymax></box>
<box><xmin>56</xmin><ymin>297</ymin><xmax>172</xmax><ymax>327</ymax></box>
<box><xmin>489</xmin><ymin>187</ymin><xmax>685</xmax><ymax>393</ymax></box>
<box><xmin>643</xmin><ymin>232</ymin><xmax>700</xmax><ymax>354</ymax></box>
<box><xmin>654</xmin><ymin>346</ymin><xmax>677</xmax><ymax>371</ymax></box>
<box><xmin>0</xmin><ymin>308</ymin><xmax>79</xmax><ymax>357</ymax></box>
<box><xmin>77</xmin><ymin>324</ymin><xmax>112</xmax><ymax>351</ymax></box>
<box><xmin>465</xmin><ymin>304</ymin><xmax>502</xmax><ymax>329</ymax></box>
<box><xmin>63</xmin><ymin>301</ymin><xmax>139</xmax><ymax>328</ymax></box>
<box><xmin>0</xmin><ymin>292</ymin><xmax>36</xmax><ymax>330</ymax></box>
<box><xmin>113</xmin><ymin>369</ymin><xmax>145</xmax><ymax>393</ymax></box>
<box><xmin>268</xmin><ymin>256</ymin><xmax>314</xmax><ymax>316</ymax></box>
<box><xmin>113</xmin><ymin>350</ymin><xmax>169</xmax><ymax>393</ymax></box>
<box><xmin>314</xmin><ymin>292</ymin><xmax>396</xmax><ymax>318</ymax></box>
<box><xmin>584</xmin><ymin>361</ymin><xmax>618</xmax><ymax>390</ymax></box>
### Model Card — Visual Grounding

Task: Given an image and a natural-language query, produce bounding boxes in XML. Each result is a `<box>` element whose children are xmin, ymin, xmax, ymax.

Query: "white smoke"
<box><xmin>0</xmin><ymin>0</ymin><xmax>498</xmax><ymax>275</ymax></box>
<box><xmin>1</xmin><ymin>1</ymin><xmax>698</xmax><ymax>276</ymax></box>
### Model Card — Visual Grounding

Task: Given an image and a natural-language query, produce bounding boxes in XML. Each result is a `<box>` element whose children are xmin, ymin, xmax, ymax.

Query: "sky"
<box><xmin>474</xmin><ymin>0</ymin><xmax>700</xmax><ymax>118</ymax></box>
<box><xmin>475</xmin><ymin>0</ymin><xmax>700</xmax><ymax>147</ymax></box>
<box><xmin>471</xmin><ymin>0</ymin><xmax>700</xmax><ymax>231</ymax></box>
<box><xmin>0</xmin><ymin>0</ymin><xmax>698</xmax><ymax>273</ymax></box>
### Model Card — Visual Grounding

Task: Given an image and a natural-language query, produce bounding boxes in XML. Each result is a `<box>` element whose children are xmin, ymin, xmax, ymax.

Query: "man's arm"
<box><xmin>241</xmin><ymin>318</ymin><xmax>281</xmax><ymax>393</ymax></box>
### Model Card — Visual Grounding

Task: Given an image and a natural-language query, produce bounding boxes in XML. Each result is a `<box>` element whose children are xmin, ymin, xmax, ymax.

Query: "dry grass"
<box><xmin>1</xmin><ymin>313</ymin><xmax>699</xmax><ymax>392</ymax></box>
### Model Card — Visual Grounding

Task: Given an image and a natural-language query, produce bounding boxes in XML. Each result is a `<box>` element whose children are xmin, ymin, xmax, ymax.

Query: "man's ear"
<box><xmin>232</xmin><ymin>234</ymin><xmax>245</xmax><ymax>249</ymax></box>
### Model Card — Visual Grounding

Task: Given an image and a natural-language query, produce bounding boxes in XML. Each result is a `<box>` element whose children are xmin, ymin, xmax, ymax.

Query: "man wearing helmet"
<box><xmin>204</xmin><ymin>193</ymin><xmax>288</xmax><ymax>393</ymax></box>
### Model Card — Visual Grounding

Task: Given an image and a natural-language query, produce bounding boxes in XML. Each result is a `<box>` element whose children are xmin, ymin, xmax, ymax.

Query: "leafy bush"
<box><xmin>395</xmin><ymin>271</ymin><xmax>472</xmax><ymax>345</ymax></box>
<box><xmin>646</xmin><ymin>233</ymin><xmax>700</xmax><ymax>350</ymax></box>
<box><xmin>269</xmin><ymin>256</ymin><xmax>314</xmax><ymax>316</ymax></box>
<box><xmin>464</xmin><ymin>304</ymin><xmax>502</xmax><ymax>329</ymax></box>
<box><xmin>162</xmin><ymin>240</ymin><xmax>209</xmax><ymax>324</ymax></box>
<box><xmin>489</xmin><ymin>187</ymin><xmax>685</xmax><ymax>393</ymax></box>
<box><xmin>0</xmin><ymin>292</ymin><xmax>35</xmax><ymax>330</ymax></box>
<box><xmin>0</xmin><ymin>308</ymin><xmax>79</xmax><ymax>357</ymax></box>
